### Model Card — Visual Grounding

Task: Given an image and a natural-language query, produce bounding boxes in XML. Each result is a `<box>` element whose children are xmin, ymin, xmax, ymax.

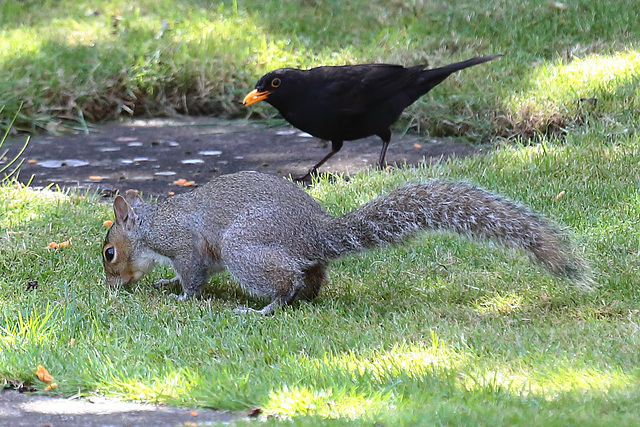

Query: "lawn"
<box><xmin>2</xmin><ymin>0</ymin><xmax>640</xmax><ymax>425</ymax></box>
<box><xmin>1</xmin><ymin>0</ymin><xmax>639</xmax><ymax>137</ymax></box>
<box><xmin>2</xmin><ymin>132</ymin><xmax>640</xmax><ymax>425</ymax></box>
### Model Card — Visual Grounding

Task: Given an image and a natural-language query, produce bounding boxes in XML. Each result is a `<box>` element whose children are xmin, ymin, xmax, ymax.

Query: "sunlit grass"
<box><xmin>0</xmin><ymin>28</ymin><xmax>42</xmax><ymax>61</ymax></box>
<box><xmin>2</xmin><ymin>1</ymin><xmax>640</xmax><ymax>422</ymax></box>
<box><xmin>0</xmin><ymin>304</ymin><xmax>57</xmax><ymax>347</ymax></box>
<box><xmin>0</xmin><ymin>185</ymin><xmax>70</xmax><ymax>229</ymax></box>
<box><xmin>506</xmin><ymin>50</ymin><xmax>640</xmax><ymax>133</ymax></box>
<box><xmin>474</xmin><ymin>293</ymin><xmax>524</xmax><ymax>315</ymax></box>
<box><xmin>2</xmin><ymin>0</ymin><xmax>640</xmax><ymax>137</ymax></box>
<box><xmin>461</xmin><ymin>351</ymin><xmax>639</xmax><ymax>398</ymax></box>
<box><xmin>2</xmin><ymin>129</ymin><xmax>640</xmax><ymax>423</ymax></box>
<box><xmin>267</xmin><ymin>385</ymin><xmax>392</xmax><ymax>420</ymax></box>
<box><xmin>108</xmin><ymin>368</ymin><xmax>198</xmax><ymax>402</ymax></box>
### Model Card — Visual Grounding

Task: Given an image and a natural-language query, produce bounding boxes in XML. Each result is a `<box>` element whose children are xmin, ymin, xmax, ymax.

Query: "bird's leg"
<box><xmin>378</xmin><ymin>141</ymin><xmax>390</xmax><ymax>168</ymax></box>
<box><xmin>377</xmin><ymin>129</ymin><xmax>392</xmax><ymax>169</ymax></box>
<box><xmin>294</xmin><ymin>140</ymin><xmax>343</xmax><ymax>183</ymax></box>
<box><xmin>311</xmin><ymin>140</ymin><xmax>344</xmax><ymax>174</ymax></box>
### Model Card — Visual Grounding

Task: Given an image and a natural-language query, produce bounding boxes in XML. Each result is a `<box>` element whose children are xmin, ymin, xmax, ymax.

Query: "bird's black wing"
<box><xmin>320</xmin><ymin>64</ymin><xmax>427</xmax><ymax>116</ymax></box>
<box><xmin>344</xmin><ymin>56</ymin><xmax>503</xmax><ymax>109</ymax></box>
<box><xmin>359</xmin><ymin>64</ymin><xmax>428</xmax><ymax>102</ymax></box>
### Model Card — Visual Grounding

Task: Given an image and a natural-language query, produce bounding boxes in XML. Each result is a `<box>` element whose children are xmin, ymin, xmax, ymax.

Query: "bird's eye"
<box><xmin>271</xmin><ymin>78</ymin><xmax>281</xmax><ymax>88</ymax></box>
<box><xmin>103</xmin><ymin>246</ymin><xmax>116</xmax><ymax>263</ymax></box>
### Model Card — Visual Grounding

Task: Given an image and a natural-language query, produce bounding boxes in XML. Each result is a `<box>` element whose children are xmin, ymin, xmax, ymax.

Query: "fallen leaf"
<box><xmin>47</xmin><ymin>238</ymin><xmax>71</xmax><ymax>249</ymax></box>
<box><xmin>103</xmin><ymin>220</ymin><xmax>113</xmax><ymax>227</ymax></box>
<box><xmin>26</xmin><ymin>280</ymin><xmax>38</xmax><ymax>291</ymax></box>
<box><xmin>89</xmin><ymin>176</ymin><xmax>104</xmax><ymax>181</ymax></box>
<box><xmin>190</xmin><ymin>411</ymin><xmax>198</xmax><ymax>416</ymax></box>
<box><xmin>27</xmin><ymin>159</ymin><xmax>37</xmax><ymax>164</ymax></box>
<box><xmin>173</xmin><ymin>179</ymin><xmax>196</xmax><ymax>187</ymax></box>
<box><xmin>167</xmin><ymin>191</ymin><xmax>175</xmax><ymax>196</ymax></box>
<box><xmin>37</xmin><ymin>365</ymin><xmax>54</xmax><ymax>383</ymax></box>
<box><xmin>70</xmin><ymin>338</ymin><xmax>76</xmax><ymax>346</ymax></box>
<box><xmin>413</xmin><ymin>143</ymin><xmax>422</xmax><ymax>149</ymax></box>
<box><xmin>555</xmin><ymin>190</ymin><xmax>566</xmax><ymax>200</ymax></box>
<box><xmin>58</xmin><ymin>239</ymin><xmax>72</xmax><ymax>247</ymax></box>
<box><xmin>45</xmin><ymin>383</ymin><xmax>58</xmax><ymax>391</ymax></box>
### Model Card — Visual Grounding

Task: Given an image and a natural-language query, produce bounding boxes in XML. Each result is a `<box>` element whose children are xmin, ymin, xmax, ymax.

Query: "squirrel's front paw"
<box><xmin>168</xmin><ymin>292</ymin><xmax>191</xmax><ymax>301</ymax></box>
<box><xmin>234</xmin><ymin>306</ymin><xmax>263</xmax><ymax>315</ymax></box>
<box><xmin>153</xmin><ymin>276</ymin><xmax>181</xmax><ymax>290</ymax></box>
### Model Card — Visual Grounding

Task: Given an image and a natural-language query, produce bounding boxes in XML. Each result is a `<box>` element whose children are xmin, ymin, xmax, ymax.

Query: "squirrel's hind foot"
<box><xmin>167</xmin><ymin>292</ymin><xmax>192</xmax><ymax>301</ymax></box>
<box><xmin>234</xmin><ymin>304</ymin><xmax>277</xmax><ymax>316</ymax></box>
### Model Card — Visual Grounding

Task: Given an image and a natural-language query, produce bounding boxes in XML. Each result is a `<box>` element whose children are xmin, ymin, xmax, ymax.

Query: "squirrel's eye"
<box><xmin>104</xmin><ymin>246</ymin><xmax>116</xmax><ymax>263</ymax></box>
<box><xmin>271</xmin><ymin>78</ymin><xmax>281</xmax><ymax>88</ymax></box>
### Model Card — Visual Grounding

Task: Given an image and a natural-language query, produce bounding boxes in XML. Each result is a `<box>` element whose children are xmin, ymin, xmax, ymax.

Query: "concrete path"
<box><xmin>3</xmin><ymin>117</ymin><xmax>483</xmax><ymax>196</ymax></box>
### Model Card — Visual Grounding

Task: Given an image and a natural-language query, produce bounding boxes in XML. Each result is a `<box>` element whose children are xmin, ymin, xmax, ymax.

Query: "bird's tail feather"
<box><xmin>431</xmin><ymin>54</ymin><xmax>503</xmax><ymax>75</ymax></box>
<box><xmin>417</xmin><ymin>54</ymin><xmax>503</xmax><ymax>92</ymax></box>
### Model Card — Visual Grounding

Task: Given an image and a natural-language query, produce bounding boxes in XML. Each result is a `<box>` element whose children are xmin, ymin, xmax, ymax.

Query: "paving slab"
<box><xmin>1</xmin><ymin>388</ymin><xmax>242</xmax><ymax>426</ymax></box>
<box><xmin>2</xmin><ymin>117</ymin><xmax>484</xmax><ymax>196</ymax></box>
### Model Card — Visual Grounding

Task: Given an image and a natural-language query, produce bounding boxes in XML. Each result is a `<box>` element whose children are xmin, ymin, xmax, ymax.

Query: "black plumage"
<box><xmin>244</xmin><ymin>55</ymin><xmax>502</xmax><ymax>179</ymax></box>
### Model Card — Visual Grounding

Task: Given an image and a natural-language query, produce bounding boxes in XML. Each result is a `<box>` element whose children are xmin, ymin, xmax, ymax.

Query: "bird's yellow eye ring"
<box><xmin>271</xmin><ymin>78</ymin><xmax>281</xmax><ymax>88</ymax></box>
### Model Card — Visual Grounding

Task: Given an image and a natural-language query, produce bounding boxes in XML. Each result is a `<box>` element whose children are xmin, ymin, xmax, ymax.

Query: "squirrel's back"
<box><xmin>139</xmin><ymin>171</ymin><xmax>332</xmax><ymax>253</ymax></box>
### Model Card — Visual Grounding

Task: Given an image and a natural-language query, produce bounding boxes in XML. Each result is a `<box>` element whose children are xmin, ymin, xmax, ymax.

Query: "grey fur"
<box><xmin>102</xmin><ymin>171</ymin><xmax>589</xmax><ymax>315</ymax></box>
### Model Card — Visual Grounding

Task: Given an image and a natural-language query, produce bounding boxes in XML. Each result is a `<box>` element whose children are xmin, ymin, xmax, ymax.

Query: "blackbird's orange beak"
<box><xmin>243</xmin><ymin>89</ymin><xmax>270</xmax><ymax>106</ymax></box>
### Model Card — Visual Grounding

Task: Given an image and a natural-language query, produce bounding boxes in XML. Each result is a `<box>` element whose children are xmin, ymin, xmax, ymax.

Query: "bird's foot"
<box><xmin>292</xmin><ymin>170</ymin><xmax>344</xmax><ymax>187</ymax></box>
<box><xmin>377</xmin><ymin>162</ymin><xmax>394</xmax><ymax>172</ymax></box>
<box><xmin>292</xmin><ymin>169</ymin><xmax>317</xmax><ymax>186</ymax></box>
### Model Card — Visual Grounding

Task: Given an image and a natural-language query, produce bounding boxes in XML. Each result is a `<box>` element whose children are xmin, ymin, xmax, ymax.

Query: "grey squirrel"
<box><xmin>102</xmin><ymin>171</ymin><xmax>589</xmax><ymax>315</ymax></box>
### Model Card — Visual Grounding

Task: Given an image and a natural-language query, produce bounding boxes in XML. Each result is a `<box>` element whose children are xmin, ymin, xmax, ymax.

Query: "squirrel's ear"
<box><xmin>113</xmin><ymin>195</ymin><xmax>137</xmax><ymax>230</ymax></box>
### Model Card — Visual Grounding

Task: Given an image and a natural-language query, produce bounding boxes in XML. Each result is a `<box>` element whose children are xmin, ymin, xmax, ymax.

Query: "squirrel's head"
<box><xmin>102</xmin><ymin>190</ymin><xmax>156</xmax><ymax>288</ymax></box>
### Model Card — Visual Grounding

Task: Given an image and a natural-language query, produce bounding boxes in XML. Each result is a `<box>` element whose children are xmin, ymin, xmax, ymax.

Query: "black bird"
<box><xmin>243</xmin><ymin>55</ymin><xmax>502</xmax><ymax>179</ymax></box>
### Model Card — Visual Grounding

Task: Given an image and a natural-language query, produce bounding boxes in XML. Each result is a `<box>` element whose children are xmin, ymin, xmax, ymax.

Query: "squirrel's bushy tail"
<box><xmin>324</xmin><ymin>181</ymin><xmax>588</xmax><ymax>285</ymax></box>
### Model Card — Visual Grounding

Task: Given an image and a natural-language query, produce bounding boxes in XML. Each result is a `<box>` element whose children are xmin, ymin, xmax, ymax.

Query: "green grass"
<box><xmin>2</xmin><ymin>126</ymin><xmax>640</xmax><ymax>424</ymax></box>
<box><xmin>2</xmin><ymin>0</ymin><xmax>640</xmax><ymax>424</ymax></box>
<box><xmin>0</xmin><ymin>107</ymin><xmax>29</xmax><ymax>180</ymax></box>
<box><xmin>1</xmin><ymin>0</ymin><xmax>640</xmax><ymax>138</ymax></box>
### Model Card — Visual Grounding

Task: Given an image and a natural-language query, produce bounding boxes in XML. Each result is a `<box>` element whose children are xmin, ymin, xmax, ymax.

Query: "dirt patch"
<box><xmin>2</xmin><ymin>117</ymin><xmax>485</xmax><ymax>196</ymax></box>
